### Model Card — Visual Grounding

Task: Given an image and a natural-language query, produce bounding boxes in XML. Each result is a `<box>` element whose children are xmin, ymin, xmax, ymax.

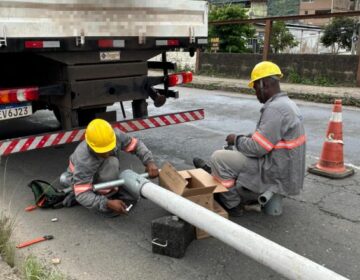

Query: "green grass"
<box><xmin>286</xmin><ymin>67</ymin><xmax>335</xmax><ymax>87</ymax></box>
<box><xmin>24</xmin><ymin>255</ymin><xmax>65</xmax><ymax>280</ymax></box>
<box><xmin>1</xmin><ymin>157</ymin><xmax>65</xmax><ymax>280</ymax></box>
<box><xmin>0</xmin><ymin>156</ymin><xmax>16</xmax><ymax>268</ymax></box>
<box><xmin>0</xmin><ymin>212</ymin><xmax>15</xmax><ymax>267</ymax></box>
<box><xmin>0</xmin><ymin>213</ymin><xmax>66</xmax><ymax>280</ymax></box>
<box><xmin>175</xmin><ymin>63</ymin><xmax>193</xmax><ymax>72</ymax></box>
<box><xmin>198</xmin><ymin>67</ymin><xmax>343</xmax><ymax>87</ymax></box>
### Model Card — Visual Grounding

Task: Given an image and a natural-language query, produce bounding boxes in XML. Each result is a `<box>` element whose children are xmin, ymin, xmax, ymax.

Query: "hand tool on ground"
<box><xmin>16</xmin><ymin>235</ymin><xmax>54</xmax><ymax>249</ymax></box>
<box><xmin>126</xmin><ymin>204</ymin><xmax>133</xmax><ymax>212</ymax></box>
<box><xmin>24</xmin><ymin>205</ymin><xmax>37</xmax><ymax>212</ymax></box>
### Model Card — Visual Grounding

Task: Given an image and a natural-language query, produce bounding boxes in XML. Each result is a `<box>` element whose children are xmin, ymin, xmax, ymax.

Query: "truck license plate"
<box><xmin>100</xmin><ymin>51</ymin><xmax>120</xmax><ymax>61</ymax></box>
<box><xmin>0</xmin><ymin>102</ymin><xmax>32</xmax><ymax>121</ymax></box>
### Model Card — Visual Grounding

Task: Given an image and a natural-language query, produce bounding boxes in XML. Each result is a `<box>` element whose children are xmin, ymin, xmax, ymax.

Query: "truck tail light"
<box><xmin>0</xmin><ymin>87</ymin><xmax>39</xmax><ymax>104</ymax></box>
<box><xmin>156</xmin><ymin>39</ymin><xmax>180</xmax><ymax>46</ymax></box>
<box><xmin>25</xmin><ymin>41</ymin><xmax>60</xmax><ymax>49</ymax></box>
<box><xmin>98</xmin><ymin>39</ymin><xmax>125</xmax><ymax>48</ymax></box>
<box><xmin>168</xmin><ymin>72</ymin><xmax>193</xmax><ymax>87</ymax></box>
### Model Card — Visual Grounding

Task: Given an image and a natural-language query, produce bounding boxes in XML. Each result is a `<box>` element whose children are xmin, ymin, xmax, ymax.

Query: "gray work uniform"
<box><xmin>60</xmin><ymin>130</ymin><xmax>154</xmax><ymax>213</ymax></box>
<box><xmin>210</xmin><ymin>92</ymin><xmax>306</xmax><ymax>209</ymax></box>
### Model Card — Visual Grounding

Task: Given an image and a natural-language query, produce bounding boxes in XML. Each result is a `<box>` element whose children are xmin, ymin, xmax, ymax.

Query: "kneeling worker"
<box><xmin>60</xmin><ymin>119</ymin><xmax>159</xmax><ymax>215</ymax></box>
<box><xmin>194</xmin><ymin>61</ymin><xmax>306</xmax><ymax>216</ymax></box>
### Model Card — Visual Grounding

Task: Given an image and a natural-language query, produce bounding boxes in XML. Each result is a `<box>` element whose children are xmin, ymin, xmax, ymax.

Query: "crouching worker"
<box><xmin>59</xmin><ymin>119</ymin><xmax>159</xmax><ymax>216</ymax></box>
<box><xmin>194</xmin><ymin>61</ymin><xmax>306</xmax><ymax>217</ymax></box>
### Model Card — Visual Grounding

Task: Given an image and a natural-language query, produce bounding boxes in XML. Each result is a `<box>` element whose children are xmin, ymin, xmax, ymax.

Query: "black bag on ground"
<box><xmin>28</xmin><ymin>180</ymin><xmax>68</xmax><ymax>209</ymax></box>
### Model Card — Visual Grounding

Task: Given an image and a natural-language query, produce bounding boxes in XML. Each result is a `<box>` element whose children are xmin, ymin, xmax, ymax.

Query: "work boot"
<box><xmin>193</xmin><ymin>157</ymin><xmax>212</xmax><ymax>174</ymax></box>
<box><xmin>214</xmin><ymin>193</ymin><xmax>227</xmax><ymax>209</ymax></box>
<box><xmin>227</xmin><ymin>205</ymin><xmax>244</xmax><ymax>217</ymax></box>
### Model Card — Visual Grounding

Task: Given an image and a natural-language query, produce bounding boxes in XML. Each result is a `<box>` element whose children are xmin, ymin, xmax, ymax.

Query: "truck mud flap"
<box><xmin>0</xmin><ymin>109</ymin><xmax>204</xmax><ymax>156</ymax></box>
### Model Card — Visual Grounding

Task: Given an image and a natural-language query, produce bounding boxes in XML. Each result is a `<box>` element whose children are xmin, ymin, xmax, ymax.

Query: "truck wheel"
<box><xmin>53</xmin><ymin>108</ymin><xmax>61</xmax><ymax>124</ymax></box>
<box><xmin>132</xmin><ymin>99</ymin><xmax>148</xmax><ymax>119</ymax></box>
<box><xmin>77</xmin><ymin>107</ymin><xmax>107</xmax><ymax>126</ymax></box>
<box><xmin>52</xmin><ymin>107</ymin><xmax>74</xmax><ymax>130</ymax></box>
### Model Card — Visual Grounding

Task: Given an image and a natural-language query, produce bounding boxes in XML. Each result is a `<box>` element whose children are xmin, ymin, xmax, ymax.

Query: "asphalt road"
<box><xmin>0</xmin><ymin>87</ymin><xmax>359</xmax><ymax>280</ymax></box>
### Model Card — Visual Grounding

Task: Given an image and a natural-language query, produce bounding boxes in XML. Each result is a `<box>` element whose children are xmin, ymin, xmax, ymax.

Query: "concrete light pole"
<box><xmin>95</xmin><ymin>170</ymin><xmax>350</xmax><ymax>280</ymax></box>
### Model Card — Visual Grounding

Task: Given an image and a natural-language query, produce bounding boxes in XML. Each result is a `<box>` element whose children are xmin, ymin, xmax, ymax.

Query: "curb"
<box><xmin>182</xmin><ymin>82</ymin><xmax>360</xmax><ymax>108</ymax></box>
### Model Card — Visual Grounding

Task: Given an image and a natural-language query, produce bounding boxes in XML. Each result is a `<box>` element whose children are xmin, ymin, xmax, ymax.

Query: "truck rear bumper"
<box><xmin>0</xmin><ymin>109</ymin><xmax>204</xmax><ymax>156</ymax></box>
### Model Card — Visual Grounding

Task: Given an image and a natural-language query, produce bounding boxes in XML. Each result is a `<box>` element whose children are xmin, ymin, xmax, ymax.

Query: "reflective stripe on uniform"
<box><xmin>213</xmin><ymin>175</ymin><xmax>235</xmax><ymax>189</ymax></box>
<box><xmin>74</xmin><ymin>183</ymin><xmax>92</xmax><ymax>195</ymax></box>
<box><xmin>252</xmin><ymin>131</ymin><xmax>306</xmax><ymax>151</ymax></box>
<box><xmin>274</xmin><ymin>135</ymin><xmax>306</xmax><ymax>149</ymax></box>
<box><xmin>252</xmin><ymin>131</ymin><xmax>273</xmax><ymax>151</ymax></box>
<box><xmin>97</xmin><ymin>187</ymin><xmax>119</xmax><ymax>195</ymax></box>
<box><xmin>125</xmin><ymin>137</ymin><xmax>138</xmax><ymax>152</ymax></box>
<box><xmin>69</xmin><ymin>160</ymin><xmax>75</xmax><ymax>172</ymax></box>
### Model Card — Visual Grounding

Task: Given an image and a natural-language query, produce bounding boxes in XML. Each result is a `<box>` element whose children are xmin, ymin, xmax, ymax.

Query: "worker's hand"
<box><xmin>146</xmin><ymin>161</ymin><xmax>159</xmax><ymax>178</ymax></box>
<box><xmin>226</xmin><ymin>134</ymin><xmax>236</xmax><ymax>145</ymax></box>
<box><xmin>106</xmin><ymin>199</ymin><xmax>128</xmax><ymax>214</ymax></box>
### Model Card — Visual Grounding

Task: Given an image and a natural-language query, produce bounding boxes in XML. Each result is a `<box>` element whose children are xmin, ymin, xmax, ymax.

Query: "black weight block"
<box><xmin>151</xmin><ymin>215</ymin><xmax>195</xmax><ymax>258</ymax></box>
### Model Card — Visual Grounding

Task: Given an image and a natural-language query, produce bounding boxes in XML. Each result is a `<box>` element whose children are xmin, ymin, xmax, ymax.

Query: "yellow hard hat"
<box><xmin>85</xmin><ymin>119</ymin><xmax>116</xmax><ymax>153</ymax></box>
<box><xmin>248</xmin><ymin>61</ymin><xmax>283</xmax><ymax>88</ymax></box>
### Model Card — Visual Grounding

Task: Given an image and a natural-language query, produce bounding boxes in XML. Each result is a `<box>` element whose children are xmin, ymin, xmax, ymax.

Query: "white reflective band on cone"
<box><xmin>330</xmin><ymin>112</ymin><xmax>342</xmax><ymax>122</ymax></box>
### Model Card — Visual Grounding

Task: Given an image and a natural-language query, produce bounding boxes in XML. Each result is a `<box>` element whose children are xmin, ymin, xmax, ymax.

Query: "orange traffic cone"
<box><xmin>308</xmin><ymin>99</ymin><xmax>354</xmax><ymax>179</ymax></box>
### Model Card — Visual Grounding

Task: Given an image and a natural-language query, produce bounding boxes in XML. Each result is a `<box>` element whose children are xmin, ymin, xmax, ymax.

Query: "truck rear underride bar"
<box><xmin>0</xmin><ymin>109</ymin><xmax>204</xmax><ymax>156</ymax></box>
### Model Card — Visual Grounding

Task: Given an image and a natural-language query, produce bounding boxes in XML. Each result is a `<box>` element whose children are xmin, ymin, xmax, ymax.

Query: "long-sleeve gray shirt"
<box><xmin>67</xmin><ymin>130</ymin><xmax>154</xmax><ymax>212</ymax></box>
<box><xmin>235</xmin><ymin>92</ymin><xmax>306</xmax><ymax>195</ymax></box>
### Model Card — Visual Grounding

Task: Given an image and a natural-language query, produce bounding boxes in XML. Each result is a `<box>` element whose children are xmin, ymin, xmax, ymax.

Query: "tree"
<box><xmin>321</xmin><ymin>17</ymin><xmax>356</xmax><ymax>54</ymax></box>
<box><xmin>270</xmin><ymin>21</ymin><xmax>298</xmax><ymax>53</ymax></box>
<box><xmin>209</xmin><ymin>5</ymin><xmax>256</xmax><ymax>53</ymax></box>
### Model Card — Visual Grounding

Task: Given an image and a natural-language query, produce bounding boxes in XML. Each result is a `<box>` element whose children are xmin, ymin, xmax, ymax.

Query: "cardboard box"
<box><xmin>196</xmin><ymin>201</ymin><xmax>229</xmax><ymax>240</ymax></box>
<box><xmin>159</xmin><ymin>162</ymin><xmax>229</xmax><ymax>239</ymax></box>
<box><xmin>159</xmin><ymin>162</ymin><xmax>227</xmax><ymax>210</ymax></box>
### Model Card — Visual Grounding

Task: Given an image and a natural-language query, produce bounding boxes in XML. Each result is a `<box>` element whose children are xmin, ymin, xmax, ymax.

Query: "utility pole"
<box><xmin>355</xmin><ymin>0</ymin><xmax>360</xmax><ymax>86</ymax></box>
<box><xmin>357</xmin><ymin>33</ymin><xmax>360</xmax><ymax>85</ymax></box>
<box><xmin>351</xmin><ymin>24</ymin><xmax>358</xmax><ymax>55</ymax></box>
<box><xmin>263</xmin><ymin>19</ymin><xmax>272</xmax><ymax>60</ymax></box>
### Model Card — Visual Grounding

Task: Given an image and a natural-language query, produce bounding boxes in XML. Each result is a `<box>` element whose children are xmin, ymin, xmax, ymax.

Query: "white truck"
<box><xmin>0</xmin><ymin>0</ymin><xmax>208</xmax><ymax>155</ymax></box>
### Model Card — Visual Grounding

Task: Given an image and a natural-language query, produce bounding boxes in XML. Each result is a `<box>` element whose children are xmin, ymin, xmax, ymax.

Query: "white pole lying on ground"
<box><xmin>93</xmin><ymin>173</ymin><xmax>149</xmax><ymax>191</ymax></box>
<box><xmin>94</xmin><ymin>170</ymin><xmax>349</xmax><ymax>280</ymax></box>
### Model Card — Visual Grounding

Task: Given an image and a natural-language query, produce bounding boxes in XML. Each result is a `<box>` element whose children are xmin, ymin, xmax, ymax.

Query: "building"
<box><xmin>210</xmin><ymin>0</ymin><xmax>359</xmax><ymax>53</ymax></box>
<box><xmin>251</xmin><ymin>22</ymin><xmax>331</xmax><ymax>54</ymax></box>
<box><xmin>267</xmin><ymin>0</ymin><xmax>301</xmax><ymax>17</ymax></box>
<box><xmin>300</xmin><ymin>0</ymin><xmax>355</xmax><ymax>26</ymax></box>
<box><xmin>216</xmin><ymin>0</ymin><xmax>300</xmax><ymax>18</ymax></box>
<box><xmin>285</xmin><ymin>23</ymin><xmax>331</xmax><ymax>53</ymax></box>
<box><xmin>208</xmin><ymin>0</ymin><xmax>251</xmax><ymax>7</ymax></box>
<box><xmin>249</xmin><ymin>0</ymin><xmax>268</xmax><ymax>18</ymax></box>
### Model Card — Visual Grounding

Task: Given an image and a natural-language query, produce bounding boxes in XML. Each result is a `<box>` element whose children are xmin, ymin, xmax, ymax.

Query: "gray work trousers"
<box><xmin>60</xmin><ymin>156</ymin><xmax>134</xmax><ymax>201</ymax></box>
<box><xmin>210</xmin><ymin>150</ymin><xmax>259</xmax><ymax>209</ymax></box>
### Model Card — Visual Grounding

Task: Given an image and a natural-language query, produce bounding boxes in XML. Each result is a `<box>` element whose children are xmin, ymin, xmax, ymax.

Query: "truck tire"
<box><xmin>53</xmin><ymin>108</ymin><xmax>62</xmax><ymax>124</ymax></box>
<box><xmin>132</xmin><ymin>99</ymin><xmax>148</xmax><ymax>119</ymax></box>
<box><xmin>53</xmin><ymin>107</ymin><xmax>106</xmax><ymax>128</ymax></box>
<box><xmin>77</xmin><ymin>107</ymin><xmax>107</xmax><ymax>126</ymax></box>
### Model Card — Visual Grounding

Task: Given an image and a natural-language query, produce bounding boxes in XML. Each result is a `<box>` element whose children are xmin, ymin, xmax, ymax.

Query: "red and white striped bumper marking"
<box><xmin>0</xmin><ymin>109</ymin><xmax>204</xmax><ymax>156</ymax></box>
